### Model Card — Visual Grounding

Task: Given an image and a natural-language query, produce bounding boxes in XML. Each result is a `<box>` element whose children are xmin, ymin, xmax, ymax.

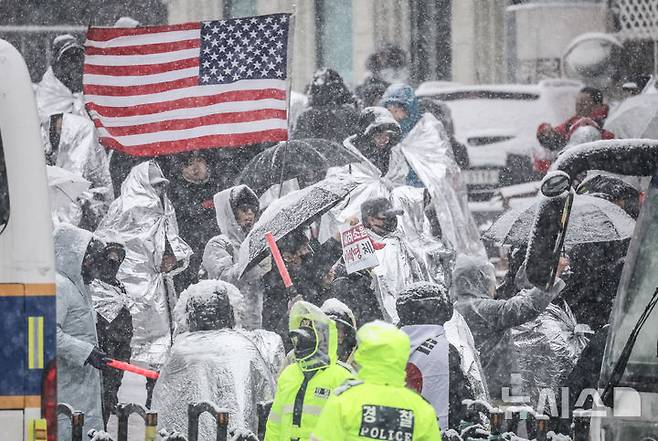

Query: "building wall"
<box><xmin>451</xmin><ymin>0</ymin><xmax>507</xmax><ymax>85</ymax></box>
<box><xmin>507</xmin><ymin>2</ymin><xmax>607</xmax><ymax>83</ymax></box>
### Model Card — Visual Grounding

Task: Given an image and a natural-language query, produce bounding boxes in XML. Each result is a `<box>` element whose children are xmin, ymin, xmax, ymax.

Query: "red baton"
<box><xmin>106</xmin><ymin>359</ymin><xmax>160</xmax><ymax>379</ymax></box>
<box><xmin>265</xmin><ymin>231</ymin><xmax>293</xmax><ymax>288</ymax></box>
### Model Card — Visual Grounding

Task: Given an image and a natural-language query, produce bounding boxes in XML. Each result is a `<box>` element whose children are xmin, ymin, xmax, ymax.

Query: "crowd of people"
<box><xmin>44</xmin><ymin>28</ymin><xmax>644</xmax><ymax>441</ymax></box>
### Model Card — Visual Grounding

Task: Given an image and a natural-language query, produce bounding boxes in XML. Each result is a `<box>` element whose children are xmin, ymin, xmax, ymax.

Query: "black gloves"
<box><xmin>85</xmin><ymin>347</ymin><xmax>111</xmax><ymax>370</ymax></box>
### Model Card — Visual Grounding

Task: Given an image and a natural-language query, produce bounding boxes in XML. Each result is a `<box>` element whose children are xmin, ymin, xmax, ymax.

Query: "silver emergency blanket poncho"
<box><xmin>369</xmin><ymin>228</ymin><xmax>425</xmax><ymax>323</ymax></box>
<box><xmin>202</xmin><ymin>186</ymin><xmax>266</xmax><ymax>330</ymax></box>
<box><xmin>96</xmin><ymin>161</ymin><xmax>192</xmax><ymax>366</ymax></box>
<box><xmin>172</xmin><ymin>280</ymin><xmax>245</xmax><ymax>334</ymax></box>
<box><xmin>35</xmin><ymin>66</ymin><xmax>87</xmax><ymax>119</ymax></box>
<box><xmin>323</xmin><ymin>113</ymin><xmax>484</xmax><ymax>257</ymax></box>
<box><xmin>88</xmin><ymin>279</ymin><xmax>131</xmax><ymax>323</ymax></box>
<box><xmin>511</xmin><ymin>300</ymin><xmax>589</xmax><ymax>407</ymax></box>
<box><xmin>42</xmin><ymin>113</ymin><xmax>114</xmax><ymax>226</ymax></box>
<box><xmin>153</xmin><ymin>282</ymin><xmax>284</xmax><ymax>437</ymax></box>
<box><xmin>153</xmin><ymin>330</ymin><xmax>282</xmax><ymax>436</ymax></box>
<box><xmin>391</xmin><ymin>185</ymin><xmax>456</xmax><ymax>287</ymax></box>
<box><xmin>452</xmin><ymin>255</ymin><xmax>566</xmax><ymax>399</ymax></box>
<box><xmin>445</xmin><ymin>310</ymin><xmax>490</xmax><ymax>401</ymax></box>
<box><xmin>54</xmin><ymin>224</ymin><xmax>103</xmax><ymax>440</ymax></box>
<box><xmin>396</xmin><ymin>113</ymin><xmax>484</xmax><ymax>257</ymax></box>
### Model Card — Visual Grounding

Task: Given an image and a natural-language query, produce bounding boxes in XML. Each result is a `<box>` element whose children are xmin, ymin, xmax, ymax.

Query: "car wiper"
<box><xmin>601</xmin><ymin>286</ymin><xmax>658</xmax><ymax>407</ymax></box>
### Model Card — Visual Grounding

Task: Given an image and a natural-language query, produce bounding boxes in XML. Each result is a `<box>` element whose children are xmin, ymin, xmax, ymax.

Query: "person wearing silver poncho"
<box><xmin>324</xmin><ymin>102</ymin><xmax>484</xmax><ymax>260</ymax></box>
<box><xmin>36</xmin><ymin>34</ymin><xmax>113</xmax><ymax>228</ymax></box>
<box><xmin>360</xmin><ymin>197</ymin><xmax>425</xmax><ymax>323</ymax></box>
<box><xmin>152</xmin><ymin>280</ymin><xmax>284</xmax><ymax>438</ymax></box>
<box><xmin>54</xmin><ymin>224</ymin><xmax>105</xmax><ymax>440</ymax></box>
<box><xmin>452</xmin><ymin>255</ymin><xmax>568</xmax><ymax>401</ymax></box>
<box><xmin>95</xmin><ymin>161</ymin><xmax>192</xmax><ymax>373</ymax></box>
<box><xmin>202</xmin><ymin>185</ymin><xmax>265</xmax><ymax>330</ymax></box>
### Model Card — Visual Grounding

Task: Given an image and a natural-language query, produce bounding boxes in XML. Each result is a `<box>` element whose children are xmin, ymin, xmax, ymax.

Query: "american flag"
<box><xmin>83</xmin><ymin>13</ymin><xmax>291</xmax><ymax>156</ymax></box>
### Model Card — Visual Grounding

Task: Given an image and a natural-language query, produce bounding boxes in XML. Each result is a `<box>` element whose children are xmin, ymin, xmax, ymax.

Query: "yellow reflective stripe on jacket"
<box><xmin>281</xmin><ymin>404</ymin><xmax>324</xmax><ymax>416</ymax></box>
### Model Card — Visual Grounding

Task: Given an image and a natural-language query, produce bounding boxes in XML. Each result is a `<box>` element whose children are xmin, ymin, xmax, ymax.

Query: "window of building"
<box><xmin>315</xmin><ymin>0</ymin><xmax>353</xmax><ymax>83</ymax></box>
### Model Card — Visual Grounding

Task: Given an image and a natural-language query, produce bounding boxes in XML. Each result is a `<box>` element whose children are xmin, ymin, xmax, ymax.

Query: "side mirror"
<box><xmin>540</xmin><ymin>171</ymin><xmax>572</xmax><ymax>197</ymax></box>
<box><xmin>525</xmin><ymin>189</ymin><xmax>575</xmax><ymax>289</ymax></box>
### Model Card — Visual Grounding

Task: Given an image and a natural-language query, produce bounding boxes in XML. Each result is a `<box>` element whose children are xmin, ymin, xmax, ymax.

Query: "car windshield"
<box><xmin>600</xmin><ymin>171</ymin><xmax>658</xmax><ymax>389</ymax></box>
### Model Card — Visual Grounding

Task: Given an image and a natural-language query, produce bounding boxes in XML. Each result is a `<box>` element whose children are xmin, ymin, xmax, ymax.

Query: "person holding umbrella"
<box><xmin>262</xmin><ymin>229</ymin><xmax>314</xmax><ymax>346</ymax></box>
<box><xmin>202</xmin><ymin>184</ymin><xmax>264</xmax><ymax>329</ymax></box>
<box><xmin>452</xmin><ymin>255</ymin><xmax>569</xmax><ymax>400</ymax></box>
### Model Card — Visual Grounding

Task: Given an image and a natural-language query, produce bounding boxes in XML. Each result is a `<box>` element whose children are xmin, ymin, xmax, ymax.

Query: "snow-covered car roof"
<box><xmin>416</xmin><ymin>80</ymin><xmax>582</xmax><ymax>167</ymax></box>
<box><xmin>417</xmin><ymin>79</ymin><xmax>582</xmax><ymax>99</ymax></box>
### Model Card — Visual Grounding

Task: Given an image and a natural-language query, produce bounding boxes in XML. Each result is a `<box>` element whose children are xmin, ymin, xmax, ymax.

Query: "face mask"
<box><xmin>290</xmin><ymin>326</ymin><xmax>317</xmax><ymax>361</ymax></box>
<box><xmin>382</xmin><ymin>216</ymin><xmax>398</xmax><ymax>233</ymax></box>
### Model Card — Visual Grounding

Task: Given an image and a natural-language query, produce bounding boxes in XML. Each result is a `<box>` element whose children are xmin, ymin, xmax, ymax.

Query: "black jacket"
<box><xmin>292</xmin><ymin>105</ymin><xmax>361</xmax><ymax>144</ymax></box>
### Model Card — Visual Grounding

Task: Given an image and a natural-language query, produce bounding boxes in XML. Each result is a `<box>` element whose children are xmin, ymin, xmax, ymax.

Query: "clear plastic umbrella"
<box><xmin>604</xmin><ymin>93</ymin><xmax>658</xmax><ymax>139</ymax></box>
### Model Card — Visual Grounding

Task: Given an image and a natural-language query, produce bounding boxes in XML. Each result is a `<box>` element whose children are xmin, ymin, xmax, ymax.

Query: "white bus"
<box><xmin>0</xmin><ymin>39</ymin><xmax>57</xmax><ymax>441</ymax></box>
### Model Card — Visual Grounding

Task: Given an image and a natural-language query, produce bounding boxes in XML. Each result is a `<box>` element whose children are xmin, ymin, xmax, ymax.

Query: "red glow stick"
<box><xmin>106</xmin><ymin>359</ymin><xmax>160</xmax><ymax>379</ymax></box>
<box><xmin>265</xmin><ymin>231</ymin><xmax>293</xmax><ymax>288</ymax></box>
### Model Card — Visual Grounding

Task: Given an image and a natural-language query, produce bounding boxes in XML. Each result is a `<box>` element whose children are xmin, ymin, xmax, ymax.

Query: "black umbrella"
<box><xmin>483</xmin><ymin>194</ymin><xmax>635</xmax><ymax>247</ymax></box>
<box><xmin>236</xmin><ymin>177</ymin><xmax>358</xmax><ymax>277</ymax></box>
<box><xmin>235</xmin><ymin>138</ymin><xmax>363</xmax><ymax>194</ymax></box>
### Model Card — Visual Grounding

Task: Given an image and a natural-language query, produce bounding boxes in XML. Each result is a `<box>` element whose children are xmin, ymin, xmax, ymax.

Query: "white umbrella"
<box><xmin>46</xmin><ymin>165</ymin><xmax>90</xmax><ymax>209</ymax></box>
<box><xmin>604</xmin><ymin>93</ymin><xmax>658</xmax><ymax>139</ymax></box>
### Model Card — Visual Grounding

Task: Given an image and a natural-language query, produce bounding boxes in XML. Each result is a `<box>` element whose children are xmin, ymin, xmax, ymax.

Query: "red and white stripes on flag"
<box><xmin>83</xmin><ymin>20</ymin><xmax>290</xmax><ymax>156</ymax></box>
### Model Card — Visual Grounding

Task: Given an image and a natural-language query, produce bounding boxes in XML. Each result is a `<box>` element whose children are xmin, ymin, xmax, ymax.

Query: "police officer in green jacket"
<box><xmin>265</xmin><ymin>301</ymin><xmax>353</xmax><ymax>441</ymax></box>
<box><xmin>311</xmin><ymin>321</ymin><xmax>442</xmax><ymax>441</ymax></box>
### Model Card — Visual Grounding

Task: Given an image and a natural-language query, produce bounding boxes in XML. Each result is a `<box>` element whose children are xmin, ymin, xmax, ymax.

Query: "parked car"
<box><xmin>416</xmin><ymin>79</ymin><xmax>582</xmax><ymax>200</ymax></box>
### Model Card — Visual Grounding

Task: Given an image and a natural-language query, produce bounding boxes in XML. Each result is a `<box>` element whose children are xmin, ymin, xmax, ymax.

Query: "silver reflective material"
<box><xmin>43</xmin><ymin>113</ymin><xmax>114</xmax><ymax>226</ymax></box>
<box><xmin>397</xmin><ymin>113</ymin><xmax>485</xmax><ymax>257</ymax></box>
<box><xmin>511</xmin><ymin>301</ymin><xmax>589</xmax><ymax>407</ymax></box>
<box><xmin>445</xmin><ymin>310</ymin><xmax>490</xmax><ymax>401</ymax></box>
<box><xmin>35</xmin><ymin>66</ymin><xmax>87</xmax><ymax>120</ymax></box>
<box><xmin>391</xmin><ymin>186</ymin><xmax>455</xmax><ymax>288</ymax></box>
<box><xmin>88</xmin><ymin>279</ymin><xmax>131</xmax><ymax>323</ymax></box>
<box><xmin>323</xmin><ymin>113</ymin><xmax>484</xmax><ymax>257</ymax></box>
<box><xmin>96</xmin><ymin>161</ymin><xmax>192</xmax><ymax>367</ymax></box>
<box><xmin>54</xmin><ymin>224</ymin><xmax>104</xmax><ymax>440</ymax></box>
<box><xmin>202</xmin><ymin>186</ymin><xmax>265</xmax><ymax>330</ymax></box>
<box><xmin>152</xmin><ymin>329</ymin><xmax>283</xmax><ymax>436</ymax></box>
<box><xmin>172</xmin><ymin>280</ymin><xmax>245</xmax><ymax>334</ymax></box>
<box><xmin>369</xmin><ymin>228</ymin><xmax>425</xmax><ymax>323</ymax></box>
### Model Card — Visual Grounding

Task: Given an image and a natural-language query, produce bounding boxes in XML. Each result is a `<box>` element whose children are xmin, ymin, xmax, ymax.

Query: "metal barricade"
<box><xmin>187</xmin><ymin>401</ymin><xmax>229</xmax><ymax>441</ymax></box>
<box><xmin>488</xmin><ymin>408</ymin><xmax>505</xmax><ymax>441</ymax></box>
<box><xmin>572</xmin><ymin>409</ymin><xmax>591</xmax><ymax>441</ymax></box>
<box><xmin>257</xmin><ymin>400</ymin><xmax>273</xmax><ymax>440</ymax></box>
<box><xmin>115</xmin><ymin>402</ymin><xmax>158</xmax><ymax>441</ymax></box>
<box><xmin>57</xmin><ymin>403</ymin><xmax>85</xmax><ymax>441</ymax></box>
<box><xmin>535</xmin><ymin>414</ymin><xmax>550</xmax><ymax>441</ymax></box>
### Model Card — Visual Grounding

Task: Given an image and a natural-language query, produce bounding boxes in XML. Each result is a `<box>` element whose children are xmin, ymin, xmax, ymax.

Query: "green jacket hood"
<box><xmin>289</xmin><ymin>300</ymin><xmax>339</xmax><ymax>371</ymax></box>
<box><xmin>354</xmin><ymin>320</ymin><xmax>410</xmax><ymax>386</ymax></box>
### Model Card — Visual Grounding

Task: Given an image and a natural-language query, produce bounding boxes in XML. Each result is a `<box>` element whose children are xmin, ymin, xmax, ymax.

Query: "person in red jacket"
<box><xmin>535</xmin><ymin>87</ymin><xmax>614</xmax><ymax>172</ymax></box>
